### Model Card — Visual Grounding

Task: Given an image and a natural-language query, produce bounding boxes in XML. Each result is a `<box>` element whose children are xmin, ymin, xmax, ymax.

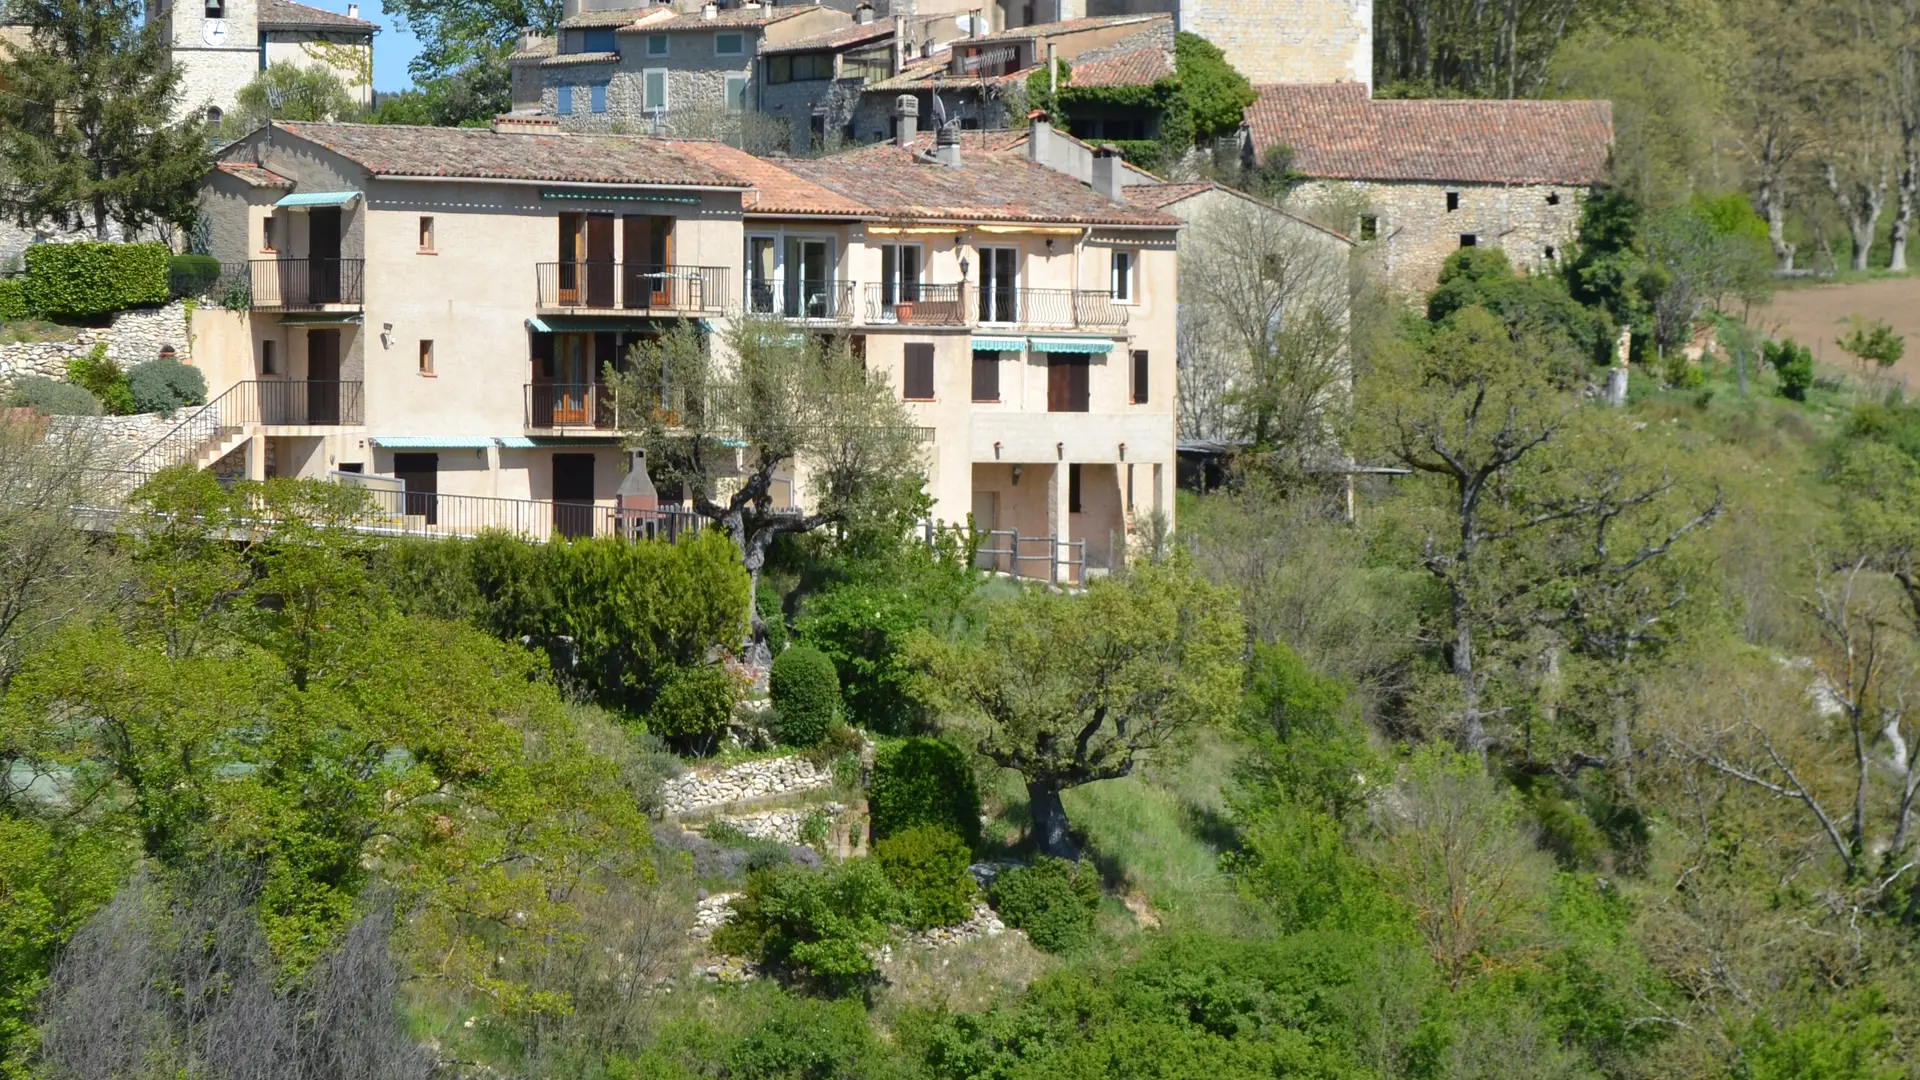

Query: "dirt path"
<box><xmin>1755</xmin><ymin>277</ymin><xmax>1920</xmax><ymax>384</ymax></box>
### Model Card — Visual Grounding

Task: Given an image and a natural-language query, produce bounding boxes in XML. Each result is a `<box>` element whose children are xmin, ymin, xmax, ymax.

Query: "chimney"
<box><xmin>970</xmin><ymin>7</ymin><xmax>982</xmax><ymax>38</ymax></box>
<box><xmin>617</xmin><ymin>450</ymin><xmax>660</xmax><ymax>527</ymax></box>
<box><xmin>935</xmin><ymin>123</ymin><xmax>962</xmax><ymax>168</ymax></box>
<box><xmin>517</xmin><ymin>26</ymin><xmax>548</xmax><ymax>53</ymax></box>
<box><xmin>702</xmin><ymin>0</ymin><xmax>717</xmax><ymax>16</ymax></box>
<box><xmin>1047</xmin><ymin>41</ymin><xmax>1057</xmax><ymax>92</ymax></box>
<box><xmin>892</xmin><ymin>14</ymin><xmax>906</xmax><ymax>71</ymax></box>
<box><xmin>1091</xmin><ymin>144</ymin><xmax>1123</xmax><ymax>201</ymax></box>
<box><xmin>562</xmin><ymin>0</ymin><xmax>582</xmax><ymax>19</ymax></box>
<box><xmin>346</xmin><ymin>3</ymin><xmax>358</xmax><ymax>18</ymax></box>
<box><xmin>894</xmin><ymin>94</ymin><xmax>918</xmax><ymax>147</ymax></box>
<box><xmin>855</xmin><ymin>1</ymin><xmax>873</xmax><ymax>24</ymax></box>
<box><xmin>492</xmin><ymin>114</ymin><xmax>563</xmax><ymax>134</ymax></box>
<box><xmin>1028</xmin><ymin>117</ymin><xmax>1050</xmax><ymax>164</ymax></box>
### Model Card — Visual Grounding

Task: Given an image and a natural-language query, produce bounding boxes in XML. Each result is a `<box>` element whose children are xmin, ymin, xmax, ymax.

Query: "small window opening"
<box><xmin>1068</xmin><ymin>463</ymin><xmax>1083</xmax><ymax>513</ymax></box>
<box><xmin>1446</xmin><ymin>191</ymin><xmax>1460</xmax><ymax>212</ymax></box>
<box><xmin>205</xmin><ymin>105</ymin><xmax>223</xmax><ymax>126</ymax></box>
<box><xmin>1547</xmin><ymin>192</ymin><xmax>1562</xmax><ymax>206</ymax></box>
<box><xmin>1544</xmin><ymin>245</ymin><xmax>1556</xmax><ymax>261</ymax></box>
<box><xmin>418</xmin><ymin>340</ymin><xmax>435</xmax><ymax>375</ymax></box>
<box><xmin>1459</xmin><ymin>234</ymin><xmax>1478</xmax><ymax>248</ymax></box>
<box><xmin>418</xmin><ymin>216</ymin><xmax>435</xmax><ymax>252</ymax></box>
<box><xmin>206</xmin><ymin>0</ymin><xmax>224</xmax><ymax>16</ymax></box>
<box><xmin>1358</xmin><ymin>214</ymin><xmax>1378</xmax><ymax>241</ymax></box>
<box><xmin>261</xmin><ymin>339</ymin><xmax>278</xmax><ymax>375</ymax></box>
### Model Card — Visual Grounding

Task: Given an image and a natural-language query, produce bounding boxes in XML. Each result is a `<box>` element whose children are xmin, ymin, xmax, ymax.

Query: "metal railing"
<box><xmin>747</xmin><ymin>278</ymin><xmax>857</xmax><ymax>322</ymax></box>
<box><xmin>242</xmin><ymin>258</ymin><xmax>365</xmax><ymax>310</ymax></box>
<box><xmin>863</xmin><ymin>282</ymin><xmax>967</xmax><ymax>325</ymax></box>
<box><xmin>975</xmin><ymin>287</ymin><xmax>1127</xmax><ymax>329</ymax></box>
<box><xmin>132</xmin><ymin>381</ymin><xmax>364</xmax><ymax>472</ymax></box>
<box><xmin>525</xmin><ymin>382</ymin><xmax>617</xmax><ymax>431</ymax></box>
<box><xmin>534</xmin><ymin>262</ymin><xmax>728</xmax><ymax>313</ymax></box>
<box><xmin>973</xmin><ymin>529</ymin><xmax>1087</xmax><ymax>584</ymax></box>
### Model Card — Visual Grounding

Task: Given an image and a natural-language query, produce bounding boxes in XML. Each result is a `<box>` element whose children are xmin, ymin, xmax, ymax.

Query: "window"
<box><xmin>582</xmin><ymin>28</ymin><xmax>616</xmax><ymax>52</ymax></box>
<box><xmin>1544</xmin><ymin>245</ymin><xmax>1557</xmax><ymax>261</ymax></box>
<box><xmin>205</xmin><ymin>105</ymin><xmax>223</xmax><ymax>126</ymax></box>
<box><xmin>746</xmin><ymin>236</ymin><xmax>776</xmax><ymax>312</ymax></box>
<box><xmin>206</xmin><ymin>0</ymin><xmax>223</xmax><ymax>15</ymax></box>
<box><xmin>1068</xmin><ymin>464</ymin><xmax>1083</xmax><ymax>513</ymax></box>
<box><xmin>881</xmin><ymin>243</ymin><xmax>922</xmax><ymax>308</ymax></box>
<box><xmin>644</xmin><ymin>69</ymin><xmax>668</xmax><ymax>111</ymax></box>
<box><xmin>1131</xmin><ymin>349</ymin><xmax>1149</xmax><ymax>404</ymax></box>
<box><xmin>646</xmin><ymin>33</ymin><xmax>669</xmax><ymax>57</ymax></box>
<box><xmin>590</xmin><ymin>81</ymin><xmax>608</xmax><ymax>113</ymax></box>
<box><xmin>261</xmin><ymin>339</ymin><xmax>278</xmax><ymax>376</ymax></box>
<box><xmin>716</xmin><ymin>32</ymin><xmax>744</xmax><ymax>55</ymax></box>
<box><xmin>557</xmin><ymin>84</ymin><xmax>573</xmax><ymax>115</ymax></box>
<box><xmin>972</xmin><ymin>350</ymin><xmax>1000</xmax><ymax>401</ymax></box>
<box><xmin>1446</xmin><ymin>191</ymin><xmax>1460</xmax><ymax>212</ymax></box>
<box><xmin>1459</xmin><ymin>234</ymin><xmax>1478</xmax><ymax>248</ymax></box>
<box><xmin>1109</xmin><ymin>249</ymin><xmax>1134</xmax><ymax>302</ymax></box>
<box><xmin>725</xmin><ymin>72</ymin><xmax>749</xmax><ymax>114</ymax></box>
<box><xmin>261</xmin><ymin>215</ymin><xmax>276</xmax><ymax>252</ymax></box>
<box><xmin>418</xmin><ymin>216</ymin><xmax>435</xmax><ymax>252</ymax></box>
<box><xmin>904</xmin><ymin>343</ymin><xmax>934</xmax><ymax>400</ymax></box>
<box><xmin>769</xmin><ymin>52</ymin><xmax>831</xmax><ymax>83</ymax></box>
<box><xmin>1547</xmin><ymin>192</ymin><xmax>1562</xmax><ymax>206</ymax></box>
<box><xmin>418</xmin><ymin>339</ymin><xmax>435</xmax><ymax>375</ymax></box>
<box><xmin>1259</xmin><ymin>252</ymin><xmax>1283</xmax><ymax>282</ymax></box>
<box><xmin>979</xmin><ymin>246</ymin><xmax>1017</xmax><ymax>323</ymax></box>
<box><xmin>1359</xmin><ymin>214</ymin><xmax>1378</xmax><ymax>241</ymax></box>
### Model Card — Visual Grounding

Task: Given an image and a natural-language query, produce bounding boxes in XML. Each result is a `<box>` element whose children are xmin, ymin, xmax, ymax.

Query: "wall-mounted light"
<box><xmin>1118</xmin><ymin>441</ymin><xmax>1126</xmax><ymax>460</ymax></box>
<box><xmin>380</xmin><ymin>322</ymin><xmax>394</xmax><ymax>349</ymax></box>
<box><xmin>993</xmin><ymin>439</ymin><xmax>1002</xmax><ymax>459</ymax></box>
<box><xmin>1011</xmin><ymin>464</ymin><xmax>1023</xmax><ymax>485</ymax></box>
<box><xmin>959</xmin><ymin>254</ymin><xmax>970</xmax><ymax>279</ymax></box>
<box><xmin>1056</xmin><ymin>441</ymin><xmax>1064</xmax><ymax>460</ymax></box>
<box><xmin>1045</xmin><ymin>237</ymin><xmax>1055</xmax><ymax>253</ymax></box>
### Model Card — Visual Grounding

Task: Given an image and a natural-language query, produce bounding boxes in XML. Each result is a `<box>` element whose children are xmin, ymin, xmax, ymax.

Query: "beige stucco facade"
<box><xmin>1077</xmin><ymin>0</ymin><xmax>1371</xmax><ymax>87</ymax></box>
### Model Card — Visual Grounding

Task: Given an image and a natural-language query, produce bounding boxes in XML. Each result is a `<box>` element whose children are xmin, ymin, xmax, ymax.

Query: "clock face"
<box><xmin>203</xmin><ymin>18</ymin><xmax>228</xmax><ymax>46</ymax></box>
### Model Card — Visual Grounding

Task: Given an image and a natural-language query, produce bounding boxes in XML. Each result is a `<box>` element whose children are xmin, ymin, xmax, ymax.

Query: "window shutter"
<box><xmin>1068</xmin><ymin>463</ymin><xmax>1083</xmax><ymax>513</ymax></box>
<box><xmin>972</xmin><ymin>350</ymin><xmax>999</xmax><ymax>401</ymax></box>
<box><xmin>1131</xmin><ymin>349</ymin><xmax>1148</xmax><ymax>404</ymax></box>
<box><xmin>1069</xmin><ymin>356</ymin><xmax>1088</xmax><ymax>411</ymax></box>
<box><xmin>904</xmin><ymin>343</ymin><xmax>934</xmax><ymax>400</ymax></box>
<box><xmin>557</xmin><ymin>84</ymin><xmax>573</xmax><ymax>115</ymax></box>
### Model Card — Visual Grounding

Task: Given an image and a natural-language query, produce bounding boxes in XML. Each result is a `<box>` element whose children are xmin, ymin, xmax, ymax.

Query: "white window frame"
<box><xmin>646</xmin><ymin>33</ymin><xmax>669</xmax><ymax>57</ymax></box>
<box><xmin>1109</xmin><ymin>249</ymin><xmax>1136</xmax><ymax>304</ymax></box>
<box><xmin>724</xmin><ymin>72</ymin><xmax>749</xmax><ymax>115</ymax></box>
<box><xmin>744</xmin><ymin>230</ymin><xmax>838</xmax><ymax>317</ymax></box>
<box><xmin>880</xmin><ymin>242</ymin><xmax>923</xmax><ymax>313</ymax></box>
<box><xmin>977</xmin><ymin>245</ymin><xmax>1019</xmax><ymax>324</ymax></box>
<box><xmin>715</xmin><ymin>31</ymin><xmax>745</xmax><ymax>56</ymax></box>
<box><xmin>643</xmin><ymin>68</ymin><xmax>669</xmax><ymax>112</ymax></box>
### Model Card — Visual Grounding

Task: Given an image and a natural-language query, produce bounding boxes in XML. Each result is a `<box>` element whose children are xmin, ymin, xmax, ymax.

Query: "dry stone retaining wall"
<box><xmin>0</xmin><ymin>301</ymin><xmax>198</xmax><ymax>391</ymax></box>
<box><xmin>705</xmin><ymin>803</ymin><xmax>846</xmax><ymax>845</ymax></box>
<box><xmin>660</xmin><ymin>753</ymin><xmax>836</xmax><ymax>815</ymax></box>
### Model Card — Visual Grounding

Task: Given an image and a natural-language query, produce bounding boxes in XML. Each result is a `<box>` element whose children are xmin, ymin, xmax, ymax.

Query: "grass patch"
<box><xmin>0</xmin><ymin>319</ymin><xmax>81</xmax><ymax>344</ymax></box>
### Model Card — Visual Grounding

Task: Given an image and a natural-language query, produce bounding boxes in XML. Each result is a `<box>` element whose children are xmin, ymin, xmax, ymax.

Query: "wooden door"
<box><xmin>552</xmin><ymin>453</ymin><xmax>595</xmax><ymax>539</ymax></box>
<box><xmin>1047</xmin><ymin>355</ymin><xmax>1089</xmax><ymax>412</ymax></box>
<box><xmin>585</xmin><ymin>214</ymin><xmax>615</xmax><ymax>308</ymax></box>
<box><xmin>554</xmin><ymin>334</ymin><xmax>591</xmax><ymax>424</ymax></box>
<box><xmin>394</xmin><ymin>452</ymin><xmax>438</xmax><ymax>524</ymax></box>
<box><xmin>308</xmin><ymin>207</ymin><xmax>342</xmax><ymax>304</ymax></box>
<box><xmin>623</xmin><ymin>215</ymin><xmax>675</xmax><ymax>308</ymax></box>
<box><xmin>306</xmin><ymin>329</ymin><xmax>340</xmax><ymax>424</ymax></box>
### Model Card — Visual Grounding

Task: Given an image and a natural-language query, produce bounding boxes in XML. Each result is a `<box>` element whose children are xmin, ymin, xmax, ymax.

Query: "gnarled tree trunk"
<box><xmin>1026</xmin><ymin>778</ymin><xmax>1077</xmax><ymax>860</ymax></box>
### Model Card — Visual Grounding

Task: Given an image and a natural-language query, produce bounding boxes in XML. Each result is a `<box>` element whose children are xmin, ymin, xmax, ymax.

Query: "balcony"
<box><xmin>237</xmin><ymin>259</ymin><xmax>365</xmax><ymax>311</ymax></box>
<box><xmin>975</xmin><ymin>287</ymin><xmax>1127</xmax><ymax>330</ymax></box>
<box><xmin>747</xmin><ymin>279</ymin><xmax>857</xmax><ymax>324</ymax></box>
<box><xmin>525</xmin><ymin>382</ymin><xmax>618</xmax><ymax>433</ymax></box>
<box><xmin>249</xmin><ymin>379</ymin><xmax>364</xmax><ymax>427</ymax></box>
<box><xmin>863</xmin><ymin>282</ymin><xmax>967</xmax><ymax>326</ymax></box>
<box><xmin>535</xmin><ymin>262</ymin><xmax>728</xmax><ymax>315</ymax></box>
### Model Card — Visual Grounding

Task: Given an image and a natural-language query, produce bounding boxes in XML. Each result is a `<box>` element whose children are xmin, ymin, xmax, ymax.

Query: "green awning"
<box><xmin>370</xmin><ymin>436</ymin><xmax>496</xmax><ymax>449</ymax></box>
<box><xmin>276</xmin><ymin>312</ymin><xmax>362</xmax><ymax>326</ymax></box>
<box><xmin>526</xmin><ymin>316</ymin><xmax>712</xmax><ymax>333</ymax></box>
<box><xmin>1029</xmin><ymin>337</ymin><xmax>1114</xmax><ymax>354</ymax></box>
<box><xmin>971</xmin><ymin>336</ymin><xmax>1026</xmax><ymax>352</ymax></box>
<box><xmin>275</xmin><ymin>190</ymin><xmax>361</xmax><ymax>209</ymax></box>
<box><xmin>495</xmin><ymin>436</ymin><xmax>623</xmax><ymax>448</ymax></box>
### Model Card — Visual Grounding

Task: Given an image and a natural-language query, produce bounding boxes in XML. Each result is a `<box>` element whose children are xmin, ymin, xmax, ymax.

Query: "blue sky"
<box><xmin>298</xmin><ymin>1</ymin><xmax>424</xmax><ymax>92</ymax></box>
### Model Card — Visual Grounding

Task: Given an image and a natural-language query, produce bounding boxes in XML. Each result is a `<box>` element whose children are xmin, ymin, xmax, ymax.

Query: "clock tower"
<box><xmin>150</xmin><ymin>0</ymin><xmax>262</xmax><ymax>125</ymax></box>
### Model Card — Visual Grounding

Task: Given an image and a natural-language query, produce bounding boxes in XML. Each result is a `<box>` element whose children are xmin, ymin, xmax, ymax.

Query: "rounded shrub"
<box><xmin>989</xmin><ymin>857</ymin><xmax>1100</xmax><ymax>954</ymax></box>
<box><xmin>869</xmin><ymin>737</ymin><xmax>981</xmax><ymax>847</ymax></box>
<box><xmin>6</xmin><ymin>376</ymin><xmax>101</xmax><ymax>416</ymax></box>
<box><xmin>769</xmin><ymin>644</ymin><xmax>840</xmax><ymax>747</ymax></box>
<box><xmin>167</xmin><ymin>254</ymin><xmax>223</xmax><ymax>298</ymax></box>
<box><xmin>648</xmin><ymin>663</ymin><xmax>739</xmax><ymax>753</ymax></box>
<box><xmin>874</xmin><ymin>824</ymin><xmax>976</xmax><ymax>929</ymax></box>
<box><xmin>65</xmin><ymin>346</ymin><xmax>131</xmax><ymax>415</ymax></box>
<box><xmin>127</xmin><ymin>356</ymin><xmax>207</xmax><ymax>414</ymax></box>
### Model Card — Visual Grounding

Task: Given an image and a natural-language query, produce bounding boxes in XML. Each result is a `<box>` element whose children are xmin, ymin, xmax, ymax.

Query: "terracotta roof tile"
<box><xmin>666</xmin><ymin>141</ymin><xmax>869</xmax><ymax>215</ymax></box>
<box><xmin>615</xmin><ymin>5</ymin><xmax>816</xmax><ymax>30</ymax></box>
<box><xmin>269</xmin><ymin>122</ymin><xmax>750</xmax><ymax>188</ymax></box>
<box><xmin>762</xmin><ymin>22</ymin><xmax>893</xmax><ymax>54</ymax></box>
<box><xmin>968</xmin><ymin>13</ymin><xmax>1164</xmax><ymax>43</ymax></box>
<box><xmin>1245</xmin><ymin>83</ymin><xmax>1613</xmax><ymax>186</ymax></box>
<box><xmin>215</xmin><ymin>161</ymin><xmax>295</xmax><ymax>189</ymax></box>
<box><xmin>510</xmin><ymin>36</ymin><xmax>557</xmax><ymax>61</ymax></box>
<box><xmin>785</xmin><ymin>141</ymin><xmax>1180</xmax><ymax>227</ymax></box>
<box><xmin>1067</xmin><ymin>44</ymin><xmax>1170</xmax><ymax>87</ymax></box>
<box><xmin>257</xmin><ymin>0</ymin><xmax>376</xmax><ymax>31</ymax></box>
<box><xmin>866</xmin><ymin>56</ymin><xmax>1037</xmax><ymax>92</ymax></box>
<box><xmin>559</xmin><ymin>5</ymin><xmax>657</xmax><ymax>28</ymax></box>
<box><xmin>537</xmin><ymin>51</ymin><xmax>618</xmax><ymax>67</ymax></box>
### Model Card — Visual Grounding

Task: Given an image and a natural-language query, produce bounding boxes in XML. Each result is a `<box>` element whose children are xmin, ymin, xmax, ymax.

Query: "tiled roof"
<box><xmin>665</xmin><ymin>141</ymin><xmax>869</xmax><ymax>215</ymax></box>
<box><xmin>785</xmin><ymin>141</ymin><xmax>1181</xmax><ymax>227</ymax></box>
<box><xmin>1067</xmin><ymin>44</ymin><xmax>1170</xmax><ymax>87</ymax></box>
<box><xmin>559</xmin><ymin>5</ymin><xmax>657</xmax><ymax>28</ymax></box>
<box><xmin>215</xmin><ymin>161</ymin><xmax>295</xmax><ymax>189</ymax></box>
<box><xmin>536</xmin><ymin>51</ymin><xmax>619</xmax><ymax>67</ymax></box>
<box><xmin>967</xmin><ymin>13</ymin><xmax>1163</xmax><ymax>43</ymax></box>
<box><xmin>258</xmin><ymin>0</ymin><xmax>376</xmax><ymax>31</ymax></box>
<box><xmin>268</xmin><ymin>122</ymin><xmax>750</xmax><ymax>188</ymax></box>
<box><xmin>1245</xmin><ymin>83</ymin><xmax>1614</xmax><ymax>186</ymax></box>
<box><xmin>762</xmin><ymin>22</ymin><xmax>893</xmax><ymax>54</ymax></box>
<box><xmin>866</xmin><ymin>55</ymin><xmax>1037</xmax><ymax>92</ymax></box>
<box><xmin>617</xmin><ymin>6</ymin><xmax>817</xmax><ymax>31</ymax></box>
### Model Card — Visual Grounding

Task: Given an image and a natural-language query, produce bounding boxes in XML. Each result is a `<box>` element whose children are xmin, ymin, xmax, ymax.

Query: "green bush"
<box><xmin>756</xmin><ymin>586</ymin><xmax>789</xmax><ymax>655</ymax></box>
<box><xmin>711</xmin><ymin>858</ymin><xmax>904</xmax><ymax>994</ymax></box>
<box><xmin>869</xmin><ymin>737</ymin><xmax>981</xmax><ymax>847</ymax></box>
<box><xmin>127</xmin><ymin>356</ymin><xmax>207</xmax><ymax>414</ymax></box>
<box><xmin>1766</xmin><ymin>338</ymin><xmax>1815</xmax><ymax>401</ymax></box>
<box><xmin>23</xmin><ymin>242</ymin><xmax>170</xmax><ymax>317</ymax></box>
<box><xmin>167</xmin><ymin>254</ymin><xmax>223</xmax><ymax>299</ymax></box>
<box><xmin>5</xmin><ymin>376</ymin><xmax>101</xmax><ymax>416</ymax></box>
<box><xmin>648</xmin><ymin>664</ymin><xmax>740</xmax><ymax>752</ymax></box>
<box><xmin>769</xmin><ymin>645</ymin><xmax>840</xmax><ymax>747</ymax></box>
<box><xmin>797</xmin><ymin>583</ymin><xmax>928</xmax><ymax>732</ymax></box>
<box><xmin>0</xmin><ymin>279</ymin><xmax>30</xmax><ymax>320</ymax></box>
<box><xmin>65</xmin><ymin>345</ymin><xmax>133</xmax><ymax>415</ymax></box>
<box><xmin>989</xmin><ymin>857</ymin><xmax>1100</xmax><ymax>954</ymax></box>
<box><xmin>722</xmin><ymin>994</ymin><xmax>883</xmax><ymax>1080</ymax></box>
<box><xmin>874</xmin><ymin>824</ymin><xmax>975</xmax><ymax>929</ymax></box>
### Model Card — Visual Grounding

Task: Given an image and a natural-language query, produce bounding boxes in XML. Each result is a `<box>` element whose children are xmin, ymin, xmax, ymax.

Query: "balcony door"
<box><xmin>624</xmin><ymin>215</ymin><xmax>675</xmax><ymax>309</ymax></box>
<box><xmin>559</xmin><ymin>212</ymin><xmax>616</xmax><ymax>307</ymax></box>
<box><xmin>979</xmin><ymin>246</ymin><xmax>1017</xmax><ymax>323</ymax></box>
<box><xmin>785</xmin><ymin>237</ymin><xmax>831</xmax><ymax>317</ymax></box>
<box><xmin>553</xmin><ymin>453</ymin><xmax>595</xmax><ymax>539</ymax></box>
<box><xmin>309</xmin><ymin>207</ymin><xmax>342</xmax><ymax>304</ymax></box>
<box><xmin>881</xmin><ymin>243</ymin><xmax>922</xmax><ymax>307</ymax></box>
<box><xmin>746</xmin><ymin>237</ymin><xmax>776</xmax><ymax>313</ymax></box>
<box><xmin>553</xmin><ymin>333</ymin><xmax>593</xmax><ymax>425</ymax></box>
<box><xmin>307</xmin><ymin>329</ymin><xmax>340</xmax><ymax>424</ymax></box>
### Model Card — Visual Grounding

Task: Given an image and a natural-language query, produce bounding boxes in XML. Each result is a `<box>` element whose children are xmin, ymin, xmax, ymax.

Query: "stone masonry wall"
<box><xmin>660</xmin><ymin>754</ymin><xmax>836</xmax><ymax>815</ymax></box>
<box><xmin>43</xmin><ymin>412</ymin><xmax>182</xmax><ymax>467</ymax></box>
<box><xmin>1085</xmin><ymin>0</ymin><xmax>1373</xmax><ymax>88</ymax></box>
<box><xmin>1296</xmin><ymin>178</ymin><xmax>1587</xmax><ymax>295</ymax></box>
<box><xmin>0</xmin><ymin>301</ymin><xmax>198</xmax><ymax>391</ymax></box>
<box><xmin>704</xmin><ymin>802</ymin><xmax>848</xmax><ymax>844</ymax></box>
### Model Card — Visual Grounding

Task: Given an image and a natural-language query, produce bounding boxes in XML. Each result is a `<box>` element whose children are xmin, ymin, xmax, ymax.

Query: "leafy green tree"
<box><xmin>911</xmin><ymin>560</ymin><xmax>1243</xmax><ymax>858</ymax></box>
<box><xmin>380</xmin><ymin>0</ymin><xmax>558</xmax><ymax>83</ymax></box>
<box><xmin>1836</xmin><ymin>317</ymin><xmax>1907</xmax><ymax>375</ymax></box>
<box><xmin>1765</xmin><ymin>338</ymin><xmax>1815</xmax><ymax>400</ymax></box>
<box><xmin>0</xmin><ymin>0</ymin><xmax>208</xmax><ymax>240</ymax></box>
<box><xmin>712</xmin><ymin>858</ymin><xmax>904</xmax><ymax>994</ymax></box>
<box><xmin>1428</xmin><ymin>247</ymin><xmax>1614</xmax><ymax>366</ymax></box>
<box><xmin>1172</xmin><ymin>32</ymin><xmax>1256</xmax><ymax>144</ymax></box>
<box><xmin>225</xmin><ymin>61</ymin><xmax>359</xmax><ymax>135</ymax></box>
<box><xmin>0</xmin><ymin>818</ymin><xmax>123</xmax><ymax>1077</ymax></box>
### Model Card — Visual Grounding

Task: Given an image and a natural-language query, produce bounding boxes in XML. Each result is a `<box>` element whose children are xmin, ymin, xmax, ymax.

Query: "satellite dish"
<box><xmin>956</xmin><ymin>12</ymin><xmax>971</xmax><ymax>32</ymax></box>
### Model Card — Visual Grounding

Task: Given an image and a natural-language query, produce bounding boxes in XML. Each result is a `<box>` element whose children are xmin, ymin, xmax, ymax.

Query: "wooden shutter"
<box><xmin>1051</xmin><ymin>355</ymin><xmax>1089</xmax><ymax>412</ymax></box>
<box><xmin>904</xmin><ymin>343</ymin><xmax>934</xmax><ymax>400</ymax></box>
<box><xmin>1131</xmin><ymin>349</ymin><xmax>1149</xmax><ymax>404</ymax></box>
<box><xmin>972</xmin><ymin>350</ymin><xmax>999</xmax><ymax>401</ymax></box>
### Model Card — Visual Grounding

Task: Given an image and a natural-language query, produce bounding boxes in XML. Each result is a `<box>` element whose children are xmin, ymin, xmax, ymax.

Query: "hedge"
<box><xmin>769</xmin><ymin>645</ymin><xmax>840</xmax><ymax>748</ymax></box>
<box><xmin>869</xmin><ymin>737</ymin><xmax>981</xmax><ymax>848</ymax></box>
<box><xmin>167</xmin><ymin>254</ymin><xmax>224</xmax><ymax>299</ymax></box>
<box><xmin>0</xmin><ymin>279</ymin><xmax>29</xmax><ymax>320</ymax></box>
<box><xmin>24</xmin><ymin>242</ymin><xmax>171</xmax><ymax>317</ymax></box>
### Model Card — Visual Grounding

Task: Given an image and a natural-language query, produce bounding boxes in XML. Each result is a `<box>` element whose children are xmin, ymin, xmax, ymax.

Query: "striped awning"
<box><xmin>970</xmin><ymin>336</ymin><xmax>1026</xmax><ymax>352</ymax></box>
<box><xmin>1029</xmin><ymin>337</ymin><xmax>1114</xmax><ymax>354</ymax></box>
<box><xmin>370</xmin><ymin>436</ymin><xmax>495</xmax><ymax>449</ymax></box>
<box><xmin>276</xmin><ymin>313</ymin><xmax>362</xmax><ymax>326</ymax></box>
<box><xmin>274</xmin><ymin>190</ymin><xmax>361</xmax><ymax>209</ymax></box>
<box><xmin>525</xmin><ymin>316</ymin><xmax>713</xmax><ymax>333</ymax></box>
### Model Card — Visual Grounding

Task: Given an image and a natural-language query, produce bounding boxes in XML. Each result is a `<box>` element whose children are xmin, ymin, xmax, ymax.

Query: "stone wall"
<box><xmin>536</xmin><ymin>49</ymin><xmax>750</xmax><ymax>135</ymax></box>
<box><xmin>1295</xmin><ymin>178</ymin><xmax>1586</xmax><ymax>295</ymax></box>
<box><xmin>0</xmin><ymin>301</ymin><xmax>198</xmax><ymax>391</ymax></box>
<box><xmin>702</xmin><ymin>802</ymin><xmax>847</xmax><ymax>844</ymax></box>
<box><xmin>660</xmin><ymin>753</ymin><xmax>837</xmax><ymax>815</ymax></box>
<box><xmin>44</xmin><ymin>412</ymin><xmax>182</xmax><ymax>467</ymax></box>
<box><xmin>1083</xmin><ymin>0</ymin><xmax>1372</xmax><ymax>87</ymax></box>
